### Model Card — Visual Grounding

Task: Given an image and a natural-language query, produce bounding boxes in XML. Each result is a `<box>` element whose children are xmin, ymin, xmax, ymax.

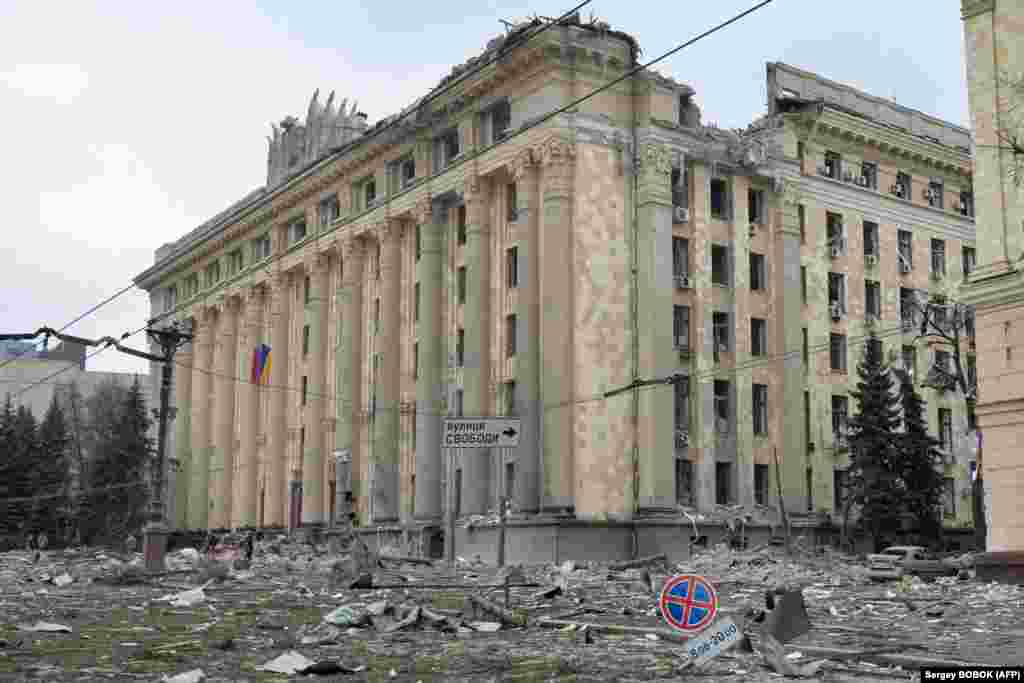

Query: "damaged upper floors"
<box><xmin>133</xmin><ymin>17</ymin><xmax>978</xmax><ymax>532</ymax></box>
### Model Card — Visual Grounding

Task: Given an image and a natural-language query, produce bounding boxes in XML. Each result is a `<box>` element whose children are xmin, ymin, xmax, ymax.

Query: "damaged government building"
<box><xmin>134</xmin><ymin>15</ymin><xmax>978</xmax><ymax>558</ymax></box>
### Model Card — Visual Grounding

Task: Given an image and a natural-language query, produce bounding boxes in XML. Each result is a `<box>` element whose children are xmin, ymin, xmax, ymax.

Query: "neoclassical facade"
<box><xmin>135</xmin><ymin>18</ymin><xmax>978</xmax><ymax>534</ymax></box>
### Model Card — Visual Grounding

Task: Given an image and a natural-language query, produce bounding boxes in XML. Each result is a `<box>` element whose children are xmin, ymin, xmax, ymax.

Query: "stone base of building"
<box><xmin>973</xmin><ymin>552</ymin><xmax>1024</xmax><ymax>584</ymax></box>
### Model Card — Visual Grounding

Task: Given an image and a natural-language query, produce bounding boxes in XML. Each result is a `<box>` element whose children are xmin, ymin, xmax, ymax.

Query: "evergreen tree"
<box><xmin>10</xmin><ymin>404</ymin><xmax>40</xmax><ymax>538</ymax></box>
<box><xmin>36</xmin><ymin>393</ymin><xmax>71</xmax><ymax>538</ymax></box>
<box><xmin>87</xmin><ymin>379</ymin><xmax>152</xmax><ymax>541</ymax></box>
<box><xmin>845</xmin><ymin>335</ymin><xmax>904</xmax><ymax>552</ymax></box>
<box><xmin>896</xmin><ymin>369</ymin><xmax>945</xmax><ymax>544</ymax></box>
<box><xmin>0</xmin><ymin>395</ymin><xmax>26</xmax><ymax>535</ymax></box>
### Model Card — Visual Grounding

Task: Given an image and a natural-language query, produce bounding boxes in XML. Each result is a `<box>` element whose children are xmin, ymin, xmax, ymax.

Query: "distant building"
<box><xmin>134</xmin><ymin>17</ymin><xmax>976</xmax><ymax>548</ymax></box>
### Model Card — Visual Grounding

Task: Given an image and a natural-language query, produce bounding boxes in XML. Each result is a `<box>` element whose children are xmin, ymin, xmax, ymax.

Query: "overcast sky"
<box><xmin>0</xmin><ymin>0</ymin><xmax>969</xmax><ymax>376</ymax></box>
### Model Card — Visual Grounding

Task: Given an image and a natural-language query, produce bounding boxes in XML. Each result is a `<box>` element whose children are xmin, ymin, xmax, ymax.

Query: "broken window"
<box><xmin>711</xmin><ymin>244</ymin><xmax>729</xmax><ymax>285</ymax></box>
<box><xmin>251</xmin><ymin>234</ymin><xmax>271</xmax><ymax>262</ymax></box>
<box><xmin>455</xmin><ymin>388</ymin><xmax>464</xmax><ymax>417</ymax></box>
<box><xmin>751</xmin><ymin>318</ymin><xmax>767</xmax><ymax>357</ymax></box>
<box><xmin>750</xmin><ymin>252</ymin><xmax>766</xmax><ymax>291</ymax></box>
<box><xmin>967</xmin><ymin>354</ymin><xmax>977</xmax><ymax>392</ymax></box>
<box><xmin>506</xmin><ymin>315</ymin><xmax>517</xmax><ymax>357</ymax></box>
<box><xmin>228</xmin><ymin>249</ymin><xmax>244</xmax><ymax>276</ymax></box>
<box><xmin>826</xmin><ymin>212</ymin><xmax>844</xmax><ymax>253</ymax></box>
<box><xmin>457</xmin><ymin>266</ymin><xmax>467</xmax><ymax>304</ymax></box>
<box><xmin>831</xmin><ymin>395</ymin><xmax>849</xmax><ymax>442</ymax></box>
<box><xmin>710</xmin><ymin>178</ymin><xmax>729</xmax><ymax>220</ymax></box>
<box><xmin>488</xmin><ymin>99</ymin><xmax>511</xmax><ymax>144</ymax></box>
<box><xmin>715</xmin><ymin>462</ymin><xmax>732</xmax><ymax>505</ymax></box>
<box><xmin>901</xmin><ymin>287</ymin><xmax>918</xmax><ymax>328</ymax></box>
<box><xmin>931</xmin><ymin>239</ymin><xmax>946</xmax><ymax>276</ymax></box>
<box><xmin>828</xmin><ymin>272</ymin><xmax>846</xmax><ymax>311</ymax></box>
<box><xmin>288</xmin><ymin>217</ymin><xmax>308</xmax><ymax>245</ymax></box>
<box><xmin>754</xmin><ymin>464</ymin><xmax>769</xmax><ymax>505</ymax></box>
<box><xmin>752</xmin><ymin>383</ymin><xmax>768</xmax><ymax>435</ymax></box>
<box><xmin>674</xmin><ymin>375</ymin><xmax>690</xmax><ymax>433</ymax></box>
<box><xmin>506</xmin><ymin>247</ymin><xmax>518</xmax><ymax>289</ymax></box>
<box><xmin>959</xmin><ymin>190</ymin><xmax>974</xmax><ymax>217</ymax></box>
<box><xmin>675</xmin><ymin>459</ymin><xmax>694</xmax><ymax>506</ymax></box>
<box><xmin>894</xmin><ymin>171</ymin><xmax>911</xmax><ymax>199</ymax></box>
<box><xmin>401</xmin><ymin>157</ymin><xmax>416</xmax><ymax>188</ymax></box>
<box><xmin>413</xmin><ymin>342</ymin><xmax>418</xmax><ymax>380</ymax></box>
<box><xmin>830</xmin><ymin>333</ymin><xmax>847</xmax><ymax>373</ymax></box>
<box><xmin>861</xmin><ymin>161</ymin><xmax>878</xmax><ymax>190</ymax></box>
<box><xmin>301</xmin><ymin>376</ymin><xmax>308</xmax><ymax>405</ymax></box>
<box><xmin>927</xmin><ymin>179</ymin><xmax>944</xmax><ymax>209</ymax></box>
<box><xmin>713</xmin><ymin>312</ymin><xmax>730</xmax><ymax>355</ymax></box>
<box><xmin>374</xmin><ymin>298</ymin><xmax>381</xmax><ymax>335</ymax></box>
<box><xmin>834</xmin><ymin>468</ymin><xmax>848</xmax><ymax>510</ymax></box>
<box><xmin>939</xmin><ymin>408</ymin><xmax>953</xmax><ymax>451</ymax></box>
<box><xmin>436</xmin><ymin>129</ymin><xmax>460</xmax><ymax>171</ymax></box>
<box><xmin>802</xmin><ymin>328</ymin><xmax>809</xmax><ymax>367</ymax></box>
<box><xmin>801</xmin><ymin>266</ymin><xmax>807</xmax><ymax>303</ymax></box>
<box><xmin>673</xmin><ymin>237</ymin><xmax>689</xmax><ymax>278</ymax></box>
<box><xmin>863</xmin><ymin>221</ymin><xmax>879</xmax><ymax>257</ymax></box>
<box><xmin>506</xmin><ymin>182</ymin><xmax>518</xmax><ymax>222</ymax></box>
<box><xmin>415</xmin><ymin>225</ymin><xmax>422</xmax><ymax>262</ymax></box>
<box><xmin>824</xmin><ymin>151</ymin><xmax>841</xmax><ymax>180</ymax></box>
<box><xmin>414</xmin><ymin>282</ymin><xmax>420</xmax><ymax>323</ymax></box>
<box><xmin>318</xmin><ymin>194</ymin><xmax>340</xmax><ymax>226</ymax></box>
<box><xmin>674</xmin><ymin>305</ymin><xmax>690</xmax><ymax>351</ymax></box>
<box><xmin>713</xmin><ymin>380</ymin><xmax>730</xmax><ymax>433</ymax></box>
<box><xmin>748</xmin><ymin>188</ymin><xmax>765</xmax><ymax>225</ymax></box>
<box><xmin>943</xmin><ymin>477</ymin><xmax>956</xmax><ymax>517</ymax></box>
<box><xmin>302</xmin><ymin>324</ymin><xmax>310</xmax><ymax>356</ymax></box>
<box><xmin>504</xmin><ymin>462</ymin><xmax>515</xmax><ymax>501</ymax></box>
<box><xmin>457</xmin><ymin>205</ymin><xmax>467</xmax><ymax>245</ymax></box>
<box><xmin>304</xmin><ymin>275</ymin><xmax>311</xmax><ymax>305</ymax></box>
<box><xmin>798</xmin><ymin>204</ymin><xmax>806</xmax><ymax>243</ymax></box>
<box><xmin>962</xmin><ymin>246</ymin><xmax>976</xmax><ymax>279</ymax></box>
<box><xmin>204</xmin><ymin>261</ymin><xmax>221</xmax><ymax>289</ymax></box>
<box><xmin>363</xmin><ymin>179</ymin><xmax>376</xmax><ymax>209</ymax></box>
<box><xmin>866</xmin><ymin>280</ymin><xmax>881</xmax><ymax>318</ymax></box>
<box><xmin>671</xmin><ymin>166</ymin><xmax>688</xmax><ymax>208</ymax></box>
<box><xmin>903</xmin><ymin>345</ymin><xmax>918</xmax><ymax>380</ymax></box>
<box><xmin>164</xmin><ymin>284</ymin><xmax>178</xmax><ymax>312</ymax></box>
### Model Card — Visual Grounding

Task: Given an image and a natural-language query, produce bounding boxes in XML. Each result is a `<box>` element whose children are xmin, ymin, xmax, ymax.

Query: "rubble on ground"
<box><xmin>0</xmin><ymin>536</ymin><xmax>1021</xmax><ymax>680</ymax></box>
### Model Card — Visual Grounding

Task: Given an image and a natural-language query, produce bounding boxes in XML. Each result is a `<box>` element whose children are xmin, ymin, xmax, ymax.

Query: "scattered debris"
<box><xmin>161</xmin><ymin>669</ymin><xmax>206</xmax><ymax>683</ymax></box>
<box><xmin>17</xmin><ymin>621</ymin><xmax>72</xmax><ymax>633</ymax></box>
<box><xmin>256</xmin><ymin>650</ymin><xmax>317</xmax><ymax>674</ymax></box>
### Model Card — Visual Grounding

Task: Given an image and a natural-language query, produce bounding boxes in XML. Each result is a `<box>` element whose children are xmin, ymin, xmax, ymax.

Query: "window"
<box><xmin>967</xmin><ymin>354</ymin><xmax>977</xmax><ymax>392</ymax></box>
<box><xmin>401</xmin><ymin>157</ymin><xmax>416</xmax><ymax>189</ymax></box>
<box><xmin>288</xmin><ymin>217</ymin><xmax>307</xmax><ymax>245</ymax></box>
<box><xmin>750</xmin><ymin>252</ymin><xmax>766</xmax><ymax>291</ymax></box>
<box><xmin>673</xmin><ymin>237</ymin><xmax>689</xmax><ymax>278</ymax></box>
<box><xmin>303</xmin><ymin>275</ymin><xmax>311</xmax><ymax>305</ymax></box>
<box><xmin>302</xmin><ymin>324</ymin><xmax>310</xmax><ymax>356</ymax></box>
<box><xmin>962</xmin><ymin>246</ymin><xmax>976</xmax><ymax>279</ymax></box>
<box><xmin>457</xmin><ymin>266</ymin><xmax>467</xmax><ymax>304</ymax></box>
<box><xmin>831</xmin><ymin>395</ymin><xmax>849</xmax><ymax>441</ymax></box>
<box><xmin>959</xmin><ymin>190</ymin><xmax>974</xmax><ymax>217</ymax></box>
<box><xmin>801</xmin><ymin>266</ymin><xmax>807</xmax><ymax>303</ymax></box>
<box><xmin>228</xmin><ymin>249</ymin><xmax>244</xmax><ymax>276</ymax></box>
<box><xmin>710</xmin><ymin>178</ymin><xmax>729</xmax><ymax>220</ymax></box>
<box><xmin>506</xmin><ymin>247</ymin><xmax>518</xmax><ymax>288</ymax></box>
<box><xmin>454</xmin><ymin>469</ymin><xmax>462</xmax><ymax>516</ymax></box>
<box><xmin>415</xmin><ymin>225</ymin><xmax>421</xmax><ymax>262</ymax></box>
<box><xmin>932</xmin><ymin>295</ymin><xmax>949</xmax><ymax>330</ymax></box>
<box><xmin>711</xmin><ymin>245</ymin><xmax>729</xmax><ymax>285</ymax></box>
<box><xmin>798</xmin><ymin>204</ymin><xmax>806</xmax><ymax>243</ymax></box>
<box><xmin>454</xmin><ymin>389</ymin><xmax>464</xmax><ymax>417</ymax></box>
<box><xmin>376</xmin><ymin>242</ymin><xmax>381</xmax><ymax>280</ymax></box>
<box><xmin>830</xmin><ymin>333</ymin><xmax>847</xmax><ymax>372</ymax></box>
<box><xmin>863</xmin><ymin>221</ymin><xmax>879</xmax><ymax>257</ymax></box>
<box><xmin>866</xmin><ymin>280</ymin><xmax>881</xmax><ymax>318</ymax></box>
<box><xmin>824</xmin><ymin>150</ymin><xmax>841</xmax><ymax>179</ymax></box>
<box><xmin>674</xmin><ymin>305</ymin><xmax>690</xmax><ymax>351</ymax></box>
<box><xmin>204</xmin><ymin>261</ymin><xmax>221</xmax><ymax>289</ymax></box>
<box><xmin>931</xmin><ymin>239</ymin><xmax>946</xmax><ymax>276</ymax></box>
<box><xmin>894</xmin><ymin>171</ymin><xmax>912</xmax><ymax>199</ymax></box>
<box><xmin>927</xmin><ymin>179</ymin><xmax>944</xmax><ymax>209</ymax></box>
<box><xmin>834</xmin><ymin>468</ymin><xmax>848</xmax><ymax>510</ymax></box>
<box><xmin>802</xmin><ymin>328</ymin><xmax>809</xmax><ymax>367</ymax></box>
<box><xmin>436</xmin><ymin>129</ymin><xmax>460</xmax><ymax>171</ymax></box>
<box><xmin>252</xmin><ymin>234</ymin><xmax>271</xmax><ymax>262</ymax></box>
<box><xmin>939</xmin><ymin>408</ymin><xmax>953</xmax><ymax>451</ymax></box>
<box><xmin>828</xmin><ymin>272</ymin><xmax>846</xmax><ymax>311</ymax></box>
<box><xmin>713</xmin><ymin>380</ymin><xmax>730</xmax><ymax>432</ymax></box>
<box><xmin>362</xmin><ymin>178</ymin><xmax>377</xmax><ymax>208</ymax></box>
<box><xmin>413</xmin><ymin>342</ymin><xmax>419</xmax><ymax>380</ymax></box>
<box><xmin>935</xmin><ymin>349</ymin><xmax>951</xmax><ymax>375</ymax></box>
<box><xmin>675</xmin><ymin>459</ymin><xmax>694</xmax><ymax>506</ymax></box>
<box><xmin>506</xmin><ymin>315</ymin><xmax>517</xmax><ymax>357</ymax></box>
<box><xmin>164</xmin><ymin>285</ymin><xmax>178</xmax><ymax>312</ymax></box>
<box><xmin>826</xmin><ymin>212</ymin><xmax>844</xmax><ymax>253</ymax></box>
<box><xmin>867</xmin><ymin>337</ymin><xmax>883</xmax><ymax>361</ymax></box>
<box><xmin>943</xmin><ymin>478</ymin><xmax>956</xmax><ymax>518</ymax></box>
<box><xmin>806</xmin><ymin>465</ymin><xmax>814</xmax><ymax>512</ymax></box>
<box><xmin>456</xmin><ymin>328</ymin><xmax>465</xmax><ymax>367</ymax></box>
<box><xmin>504</xmin><ymin>462</ymin><xmax>515</xmax><ymax>502</ymax></box>
<box><xmin>505</xmin><ymin>380</ymin><xmax>517</xmax><ymax>416</ymax></box>
<box><xmin>506</xmin><ymin>183</ymin><xmax>518</xmax><ymax>222</ymax></box>
<box><xmin>713</xmin><ymin>312</ymin><xmax>730</xmax><ymax>354</ymax></box>
<box><xmin>671</xmin><ymin>167</ymin><xmax>688</xmax><ymax>208</ymax></box>
<box><xmin>414</xmin><ymin>282</ymin><xmax>420</xmax><ymax>323</ymax></box>
<box><xmin>300</xmin><ymin>426</ymin><xmax>305</xmax><ymax>453</ymax></box>
<box><xmin>456</xmin><ymin>205</ymin><xmax>467</xmax><ymax>245</ymax></box>
<box><xmin>715</xmin><ymin>462</ymin><xmax>732</xmax><ymax>505</ymax></box>
<box><xmin>901</xmin><ymin>287</ymin><xmax>917</xmax><ymax>328</ymax></box>
<box><xmin>674</xmin><ymin>375</ymin><xmax>690</xmax><ymax>433</ymax></box>
<box><xmin>374</xmin><ymin>298</ymin><xmax>381</xmax><ymax>335</ymax></box>
<box><xmin>966</xmin><ymin>309</ymin><xmax>976</xmax><ymax>345</ymax></box>
<box><xmin>898</xmin><ymin>230</ymin><xmax>913</xmax><ymax>271</ymax></box>
<box><xmin>488</xmin><ymin>99</ymin><xmax>511</xmax><ymax>144</ymax></box>
<box><xmin>861</xmin><ymin>161</ymin><xmax>878</xmax><ymax>190</ymax></box>
<box><xmin>753</xmin><ymin>383</ymin><xmax>768</xmax><ymax>435</ymax></box>
<box><xmin>748</xmin><ymin>188</ymin><xmax>765</xmax><ymax>225</ymax></box>
<box><xmin>754</xmin><ymin>464</ymin><xmax>770</xmax><ymax>505</ymax></box>
<box><xmin>301</xmin><ymin>376</ymin><xmax>308</xmax><ymax>405</ymax></box>
<box><xmin>318</xmin><ymin>195</ymin><xmax>340</xmax><ymax>227</ymax></box>
<box><xmin>804</xmin><ymin>391</ymin><xmax>812</xmax><ymax>447</ymax></box>
<box><xmin>903</xmin><ymin>345</ymin><xmax>917</xmax><ymax>380</ymax></box>
<box><xmin>751</xmin><ymin>318</ymin><xmax>767</xmax><ymax>357</ymax></box>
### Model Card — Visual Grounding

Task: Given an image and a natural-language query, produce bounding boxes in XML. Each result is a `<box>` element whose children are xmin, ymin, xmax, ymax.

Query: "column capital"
<box><xmin>269</xmin><ymin>270</ymin><xmax>290</xmax><ymax>294</ymax></box>
<box><xmin>509</xmin><ymin>147</ymin><xmax>538</xmax><ymax>181</ymax></box>
<box><xmin>305</xmin><ymin>249</ymin><xmax>331</xmax><ymax>275</ymax></box>
<box><xmin>536</xmin><ymin>135</ymin><xmax>576</xmax><ymax>169</ymax></box>
<box><xmin>462</xmin><ymin>173</ymin><xmax>482</xmax><ymax>203</ymax></box>
<box><xmin>343</xmin><ymin>236</ymin><xmax>365</xmax><ymax>261</ymax></box>
<box><xmin>637</xmin><ymin>142</ymin><xmax>673</xmax><ymax>177</ymax></box>
<box><xmin>377</xmin><ymin>219</ymin><xmax>403</xmax><ymax>245</ymax></box>
<box><xmin>413</xmin><ymin>195</ymin><xmax>434</xmax><ymax>225</ymax></box>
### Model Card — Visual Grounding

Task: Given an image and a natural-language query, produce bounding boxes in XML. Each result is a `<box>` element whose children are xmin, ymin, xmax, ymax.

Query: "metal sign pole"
<box><xmin>447</xmin><ymin>446</ymin><xmax>456</xmax><ymax>568</ymax></box>
<box><xmin>498</xmin><ymin>446</ymin><xmax>507</xmax><ymax>568</ymax></box>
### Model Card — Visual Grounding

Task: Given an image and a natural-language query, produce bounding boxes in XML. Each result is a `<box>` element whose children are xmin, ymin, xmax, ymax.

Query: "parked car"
<box><xmin>866</xmin><ymin>545</ymin><xmax>959</xmax><ymax>582</ymax></box>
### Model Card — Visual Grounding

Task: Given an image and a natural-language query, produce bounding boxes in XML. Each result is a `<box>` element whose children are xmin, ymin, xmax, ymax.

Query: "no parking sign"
<box><xmin>659</xmin><ymin>574</ymin><xmax>718</xmax><ymax>633</ymax></box>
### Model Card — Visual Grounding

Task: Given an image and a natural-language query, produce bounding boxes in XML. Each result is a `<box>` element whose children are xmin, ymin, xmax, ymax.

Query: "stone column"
<box><xmin>210</xmin><ymin>297</ymin><xmax>239</xmax><ymax>530</ymax></box>
<box><xmin>510</xmin><ymin>149</ymin><xmax>542</xmax><ymax>515</ymax></box>
<box><xmin>689</xmin><ymin>161</ymin><xmax>716</xmax><ymax>512</ymax></box>
<box><xmin>172</xmin><ymin>331</ymin><xmax>193</xmax><ymax>530</ymax></box>
<box><xmin>635</xmin><ymin>142</ymin><xmax>677</xmax><ymax>513</ymax></box>
<box><xmin>776</xmin><ymin>179</ymin><xmax>807</xmax><ymax>513</ymax></box>
<box><xmin>302</xmin><ymin>252</ymin><xmax>331</xmax><ymax>526</ymax></box>
<box><xmin>414</xmin><ymin>198</ymin><xmax>444</xmax><ymax>522</ymax></box>
<box><xmin>236</xmin><ymin>285</ymin><xmax>263</xmax><ymax>528</ymax></box>
<box><xmin>537</xmin><ymin>136</ymin><xmax>576</xmax><ymax>513</ymax></box>
<box><xmin>266</xmin><ymin>272</ymin><xmax>291</xmax><ymax>528</ymax></box>
<box><xmin>336</xmin><ymin>238</ymin><xmax>365</xmax><ymax>517</ymax></box>
<box><xmin>187</xmin><ymin>309</ymin><xmax>213</xmax><ymax>530</ymax></box>
<box><xmin>372</xmin><ymin>220</ymin><xmax>402</xmax><ymax>523</ymax></box>
<box><xmin>461</xmin><ymin>175</ymin><xmax>493</xmax><ymax>515</ymax></box>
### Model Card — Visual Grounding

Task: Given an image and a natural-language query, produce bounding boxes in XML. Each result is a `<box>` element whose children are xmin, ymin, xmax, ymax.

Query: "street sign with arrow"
<box><xmin>442</xmin><ymin>417</ymin><xmax>522</xmax><ymax>448</ymax></box>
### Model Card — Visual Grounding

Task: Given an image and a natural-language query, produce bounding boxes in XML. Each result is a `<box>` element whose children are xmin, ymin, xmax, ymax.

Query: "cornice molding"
<box><xmin>961</xmin><ymin>0</ymin><xmax>995</xmax><ymax>20</ymax></box>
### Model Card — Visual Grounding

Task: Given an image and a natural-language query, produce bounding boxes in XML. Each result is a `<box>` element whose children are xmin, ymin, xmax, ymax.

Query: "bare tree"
<box><xmin>991</xmin><ymin>72</ymin><xmax>1024</xmax><ymax>187</ymax></box>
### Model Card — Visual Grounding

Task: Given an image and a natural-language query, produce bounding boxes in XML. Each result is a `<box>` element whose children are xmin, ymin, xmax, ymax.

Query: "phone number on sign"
<box><xmin>688</xmin><ymin>621</ymin><xmax>739</xmax><ymax>659</ymax></box>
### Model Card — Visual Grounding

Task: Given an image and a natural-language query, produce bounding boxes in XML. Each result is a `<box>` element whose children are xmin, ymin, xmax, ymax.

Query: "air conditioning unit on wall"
<box><xmin>673</xmin><ymin>206</ymin><xmax>690</xmax><ymax>223</ymax></box>
<box><xmin>674</xmin><ymin>274</ymin><xmax>692</xmax><ymax>289</ymax></box>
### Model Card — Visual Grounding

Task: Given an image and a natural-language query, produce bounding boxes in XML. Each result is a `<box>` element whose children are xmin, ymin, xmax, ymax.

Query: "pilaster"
<box><xmin>236</xmin><ymin>285</ymin><xmax>263</xmax><ymax>528</ymax></box>
<box><xmin>187</xmin><ymin>308</ymin><xmax>214</xmax><ymax>530</ymax></box>
<box><xmin>301</xmin><ymin>252</ymin><xmax>330</xmax><ymax>526</ymax></box>
<box><xmin>336</xmin><ymin>238</ymin><xmax>365</xmax><ymax>519</ymax></box>
<box><xmin>689</xmin><ymin>161</ymin><xmax>716</xmax><ymax>512</ymax></box>
<box><xmin>266</xmin><ymin>271</ymin><xmax>291</xmax><ymax>527</ymax></box>
<box><xmin>210</xmin><ymin>296</ymin><xmax>239</xmax><ymax>529</ymax></box>
<box><xmin>173</xmin><ymin>329</ymin><xmax>193</xmax><ymax>530</ymax></box>
<box><xmin>372</xmin><ymin>220</ymin><xmax>403</xmax><ymax>523</ymax></box>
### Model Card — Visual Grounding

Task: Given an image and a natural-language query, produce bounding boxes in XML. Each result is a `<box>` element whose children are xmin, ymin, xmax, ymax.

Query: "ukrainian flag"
<box><xmin>252</xmin><ymin>344</ymin><xmax>271</xmax><ymax>385</ymax></box>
